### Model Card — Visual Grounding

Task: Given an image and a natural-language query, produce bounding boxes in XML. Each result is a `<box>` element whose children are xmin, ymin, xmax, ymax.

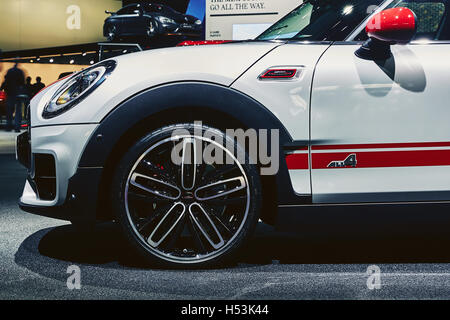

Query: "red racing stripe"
<box><xmin>312</xmin><ymin>149</ymin><xmax>450</xmax><ymax>169</ymax></box>
<box><xmin>286</xmin><ymin>153</ymin><xmax>309</xmax><ymax>170</ymax></box>
<box><xmin>312</xmin><ymin>141</ymin><xmax>450</xmax><ymax>150</ymax></box>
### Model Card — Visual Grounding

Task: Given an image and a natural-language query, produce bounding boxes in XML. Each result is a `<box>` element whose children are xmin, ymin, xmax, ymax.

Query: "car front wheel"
<box><xmin>147</xmin><ymin>19</ymin><xmax>159</xmax><ymax>37</ymax></box>
<box><xmin>107</xmin><ymin>26</ymin><xmax>117</xmax><ymax>41</ymax></box>
<box><xmin>112</xmin><ymin>124</ymin><xmax>261</xmax><ymax>268</ymax></box>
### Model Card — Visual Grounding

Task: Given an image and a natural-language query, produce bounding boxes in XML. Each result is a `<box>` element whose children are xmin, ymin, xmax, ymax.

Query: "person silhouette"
<box><xmin>0</xmin><ymin>63</ymin><xmax>25</xmax><ymax>132</ymax></box>
<box><xmin>24</xmin><ymin>76</ymin><xmax>33</xmax><ymax>106</ymax></box>
<box><xmin>32</xmin><ymin>76</ymin><xmax>46</xmax><ymax>96</ymax></box>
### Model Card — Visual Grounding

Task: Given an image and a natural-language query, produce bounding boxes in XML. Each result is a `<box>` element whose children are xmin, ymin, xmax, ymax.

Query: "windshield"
<box><xmin>256</xmin><ymin>0</ymin><xmax>386</xmax><ymax>41</ymax></box>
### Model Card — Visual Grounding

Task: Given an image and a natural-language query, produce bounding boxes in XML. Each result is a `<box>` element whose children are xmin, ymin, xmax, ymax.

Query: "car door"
<box><xmin>118</xmin><ymin>4</ymin><xmax>147</xmax><ymax>36</ymax></box>
<box><xmin>114</xmin><ymin>5</ymin><xmax>134</xmax><ymax>35</ymax></box>
<box><xmin>310</xmin><ymin>0</ymin><xmax>450</xmax><ymax>203</ymax></box>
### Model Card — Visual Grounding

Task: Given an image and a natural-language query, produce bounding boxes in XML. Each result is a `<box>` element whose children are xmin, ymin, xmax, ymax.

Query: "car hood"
<box><xmin>108</xmin><ymin>41</ymin><xmax>284</xmax><ymax>89</ymax></box>
<box><xmin>32</xmin><ymin>41</ymin><xmax>284</xmax><ymax>125</ymax></box>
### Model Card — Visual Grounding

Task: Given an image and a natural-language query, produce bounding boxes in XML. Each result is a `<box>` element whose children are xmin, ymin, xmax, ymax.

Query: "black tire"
<box><xmin>112</xmin><ymin>123</ymin><xmax>261</xmax><ymax>268</ymax></box>
<box><xmin>70</xmin><ymin>220</ymin><xmax>95</xmax><ymax>232</ymax></box>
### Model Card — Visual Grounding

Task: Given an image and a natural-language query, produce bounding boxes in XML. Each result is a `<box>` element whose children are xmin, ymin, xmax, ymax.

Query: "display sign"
<box><xmin>0</xmin><ymin>0</ymin><xmax>122</xmax><ymax>52</ymax></box>
<box><xmin>206</xmin><ymin>0</ymin><xmax>301</xmax><ymax>40</ymax></box>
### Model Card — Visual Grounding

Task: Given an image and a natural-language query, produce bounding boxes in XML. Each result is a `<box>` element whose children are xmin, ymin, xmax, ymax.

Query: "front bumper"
<box><xmin>19</xmin><ymin>167</ymin><xmax>103</xmax><ymax>223</ymax></box>
<box><xmin>17</xmin><ymin>124</ymin><xmax>102</xmax><ymax>223</ymax></box>
<box><xmin>163</xmin><ymin>22</ymin><xmax>202</xmax><ymax>34</ymax></box>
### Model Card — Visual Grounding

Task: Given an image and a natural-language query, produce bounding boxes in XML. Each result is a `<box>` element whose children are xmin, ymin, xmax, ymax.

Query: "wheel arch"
<box><xmin>78</xmin><ymin>82</ymin><xmax>300</xmax><ymax>224</ymax></box>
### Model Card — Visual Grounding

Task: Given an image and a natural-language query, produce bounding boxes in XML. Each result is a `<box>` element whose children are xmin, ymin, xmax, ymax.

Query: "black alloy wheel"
<box><xmin>112</xmin><ymin>124</ymin><xmax>262</xmax><ymax>268</ymax></box>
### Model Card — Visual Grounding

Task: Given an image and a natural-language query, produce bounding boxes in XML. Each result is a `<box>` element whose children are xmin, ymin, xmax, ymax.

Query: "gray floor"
<box><xmin>1</xmin><ymin>146</ymin><xmax>450</xmax><ymax>299</ymax></box>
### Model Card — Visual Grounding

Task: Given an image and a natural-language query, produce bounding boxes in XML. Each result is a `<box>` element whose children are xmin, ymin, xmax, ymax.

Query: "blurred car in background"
<box><xmin>104</xmin><ymin>3</ymin><xmax>203</xmax><ymax>41</ymax></box>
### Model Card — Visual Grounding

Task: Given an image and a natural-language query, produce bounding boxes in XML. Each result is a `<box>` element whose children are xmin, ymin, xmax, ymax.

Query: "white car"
<box><xmin>16</xmin><ymin>0</ymin><xmax>450</xmax><ymax>267</ymax></box>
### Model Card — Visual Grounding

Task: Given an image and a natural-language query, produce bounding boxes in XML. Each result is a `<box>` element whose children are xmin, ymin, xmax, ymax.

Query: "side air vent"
<box><xmin>33</xmin><ymin>153</ymin><xmax>57</xmax><ymax>201</ymax></box>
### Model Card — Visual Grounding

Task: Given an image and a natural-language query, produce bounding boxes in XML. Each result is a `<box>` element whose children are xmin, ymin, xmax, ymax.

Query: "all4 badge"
<box><xmin>328</xmin><ymin>154</ymin><xmax>357</xmax><ymax>168</ymax></box>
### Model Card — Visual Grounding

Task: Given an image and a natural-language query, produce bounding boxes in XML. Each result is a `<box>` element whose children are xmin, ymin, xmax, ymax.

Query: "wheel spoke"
<box><xmin>160</xmin><ymin>214</ymin><xmax>187</xmax><ymax>251</ymax></box>
<box><xmin>188</xmin><ymin>203</ymin><xmax>225</xmax><ymax>249</ymax></box>
<box><xmin>147</xmin><ymin>202</ymin><xmax>186</xmax><ymax>248</ymax></box>
<box><xmin>195</xmin><ymin>177</ymin><xmax>246</xmax><ymax>201</ymax></box>
<box><xmin>130</xmin><ymin>172</ymin><xmax>180</xmax><ymax>200</ymax></box>
<box><xmin>181</xmin><ymin>138</ymin><xmax>198</xmax><ymax>190</ymax></box>
<box><xmin>136</xmin><ymin>203</ymin><xmax>173</xmax><ymax>233</ymax></box>
<box><xmin>187</xmin><ymin>214</ymin><xmax>208</xmax><ymax>253</ymax></box>
<box><xmin>202</xmin><ymin>204</ymin><xmax>234</xmax><ymax>236</ymax></box>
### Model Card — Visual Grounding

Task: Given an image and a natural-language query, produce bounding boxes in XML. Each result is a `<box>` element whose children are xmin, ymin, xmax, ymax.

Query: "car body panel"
<box><xmin>29</xmin><ymin>42</ymin><xmax>283</xmax><ymax>128</ymax></box>
<box><xmin>310</xmin><ymin>43</ymin><xmax>450</xmax><ymax>203</ymax></box>
<box><xmin>232</xmin><ymin>42</ymin><xmax>332</xmax><ymax>195</ymax></box>
<box><xmin>18</xmin><ymin>0</ymin><xmax>450</xmax><ymax>229</ymax></box>
<box><xmin>20</xmin><ymin>124</ymin><xmax>98</xmax><ymax>207</ymax></box>
<box><xmin>121</xmin><ymin>14</ymin><xmax>149</xmax><ymax>36</ymax></box>
<box><xmin>23</xmin><ymin>39</ymin><xmax>450</xmax><ymax>215</ymax></box>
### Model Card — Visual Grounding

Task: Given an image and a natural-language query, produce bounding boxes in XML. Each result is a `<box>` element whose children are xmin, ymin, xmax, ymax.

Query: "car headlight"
<box><xmin>195</xmin><ymin>19</ymin><xmax>202</xmax><ymax>25</ymax></box>
<box><xmin>42</xmin><ymin>60</ymin><xmax>116</xmax><ymax>119</ymax></box>
<box><xmin>159</xmin><ymin>16</ymin><xmax>176</xmax><ymax>24</ymax></box>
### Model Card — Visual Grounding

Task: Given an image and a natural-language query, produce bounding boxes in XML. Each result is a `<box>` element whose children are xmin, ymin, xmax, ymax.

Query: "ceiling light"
<box><xmin>342</xmin><ymin>5</ymin><xmax>353</xmax><ymax>15</ymax></box>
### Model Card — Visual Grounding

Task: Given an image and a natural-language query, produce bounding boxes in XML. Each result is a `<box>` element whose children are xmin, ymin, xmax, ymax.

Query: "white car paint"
<box><xmin>310</xmin><ymin>43</ymin><xmax>450</xmax><ymax>202</ymax></box>
<box><xmin>20</xmin><ymin>124</ymin><xmax>98</xmax><ymax>206</ymax></box>
<box><xmin>232</xmin><ymin>43</ymin><xmax>331</xmax><ymax>195</ymax></box>
<box><xmin>23</xmin><ymin>42</ymin><xmax>285</xmax><ymax>207</ymax></box>
<box><xmin>20</xmin><ymin>0</ymin><xmax>450</xmax><ymax>209</ymax></box>
<box><xmin>30</xmin><ymin>42</ymin><xmax>283</xmax><ymax>127</ymax></box>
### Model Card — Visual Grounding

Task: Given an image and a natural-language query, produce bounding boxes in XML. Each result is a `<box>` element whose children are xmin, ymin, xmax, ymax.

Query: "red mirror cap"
<box><xmin>366</xmin><ymin>7</ymin><xmax>416</xmax><ymax>43</ymax></box>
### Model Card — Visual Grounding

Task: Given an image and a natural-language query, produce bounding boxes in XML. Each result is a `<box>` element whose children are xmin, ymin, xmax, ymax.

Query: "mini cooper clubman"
<box><xmin>17</xmin><ymin>0</ymin><xmax>450</xmax><ymax>267</ymax></box>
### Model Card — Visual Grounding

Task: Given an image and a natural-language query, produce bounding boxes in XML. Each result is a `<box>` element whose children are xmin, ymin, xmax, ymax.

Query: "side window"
<box><xmin>117</xmin><ymin>5</ymin><xmax>138</xmax><ymax>15</ymax></box>
<box><xmin>355</xmin><ymin>0</ymin><xmax>449</xmax><ymax>41</ymax></box>
<box><xmin>146</xmin><ymin>4</ymin><xmax>163</xmax><ymax>13</ymax></box>
<box><xmin>396</xmin><ymin>1</ymin><xmax>445</xmax><ymax>40</ymax></box>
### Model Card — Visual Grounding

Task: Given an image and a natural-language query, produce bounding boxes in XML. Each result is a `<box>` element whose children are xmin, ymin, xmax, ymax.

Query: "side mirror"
<box><xmin>105</xmin><ymin>10</ymin><xmax>114</xmax><ymax>15</ymax></box>
<box><xmin>355</xmin><ymin>7</ymin><xmax>416</xmax><ymax>60</ymax></box>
